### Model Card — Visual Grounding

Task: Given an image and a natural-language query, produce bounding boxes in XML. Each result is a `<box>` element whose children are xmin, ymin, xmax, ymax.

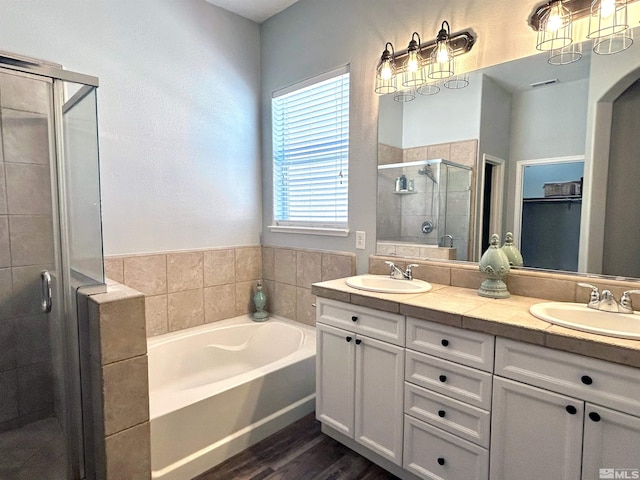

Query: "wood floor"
<box><xmin>195</xmin><ymin>413</ymin><xmax>400</xmax><ymax>480</ymax></box>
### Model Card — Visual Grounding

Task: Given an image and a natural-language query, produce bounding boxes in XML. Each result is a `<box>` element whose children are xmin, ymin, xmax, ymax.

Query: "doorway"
<box><xmin>513</xmin><ymin>156</ymin><xmax>584</xmax><ymax>271</ymax></box>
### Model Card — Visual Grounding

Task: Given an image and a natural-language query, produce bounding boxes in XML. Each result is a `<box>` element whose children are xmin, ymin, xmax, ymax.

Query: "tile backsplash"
<box><xmin>105</xmin><ymin>246</ymin><xmax>356</xmax><ymax>337</ymax></box>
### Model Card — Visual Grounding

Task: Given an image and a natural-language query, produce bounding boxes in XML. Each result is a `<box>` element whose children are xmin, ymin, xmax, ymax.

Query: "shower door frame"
<box><xmin>0</xmin><ymin>52</ymin><xmax>101</xmax><ymax>480</ymax></box>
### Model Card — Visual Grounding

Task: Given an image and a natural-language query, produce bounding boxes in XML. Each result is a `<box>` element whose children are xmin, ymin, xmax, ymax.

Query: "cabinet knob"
<box><xmin>438</xmin><ymin>410</ymin><xmax>446</xmax><ymax>418</ymax></box>
<box><xmin>355</xmin><ymin>339</ymin><xmax>362</xmax><ymax>345</ymax></box>
<box><xmin>441</xmin><ymin>339</ymin><xmax>449</xmax><ymax>347</ymax></box>
<box><xmin>439</xmin><ymin>375</ymin><xmax>447</xmax><ymax>383</ymax></box>
<box><xmin>565</xmin><ymin>405</ymin><xmax>577</xmax><ymax>415</ymax></box>
<box><xmin>581</xmin><ymin>375</ymin><xmax>593</xmax><ymax>385</ymax></box>
<box><xmin>589</xmin><ymin>412</ymin><xmax>601</xmax><ymax>422</ymax></box>
<box><xmin>346</xmin><ymin>336</ymin><xmax>352</xmax><ymax>342</ymax></box>
<box><xmin>351</xmin><ymin>316</ymin><xmax>358</xmax><ymax>322</ymax></box>
<box><xmin>437</xmin><ymin>457</ymin><xmax>445</xmax><ymax>466</ymax></box>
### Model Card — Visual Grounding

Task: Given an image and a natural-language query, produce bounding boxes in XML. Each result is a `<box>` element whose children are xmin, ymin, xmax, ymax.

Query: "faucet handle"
<box><xmin>406</xmin><ymin>264</ymin><xmax>419</xmax><ymax>279</ymax></box>
<box><xmin>578</xmin><ymin>283</ymin><xmax>600</xmax><ymax>307</ymax></box>
<box><xmin>620</xmin><ymin>289</ymin><xmax>640</xmax><ymax>313</ymax></box>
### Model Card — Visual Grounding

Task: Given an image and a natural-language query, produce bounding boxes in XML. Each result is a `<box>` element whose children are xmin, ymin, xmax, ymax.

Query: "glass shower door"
<box><xmin>0</xmin><ymin>68</ymin><xmax>70</xmax><ymax>478</ymax></box>
<box><xmin>0</xmin><ymin>62</ymin><xmax>104</xmax><ymax>479</ymax></box>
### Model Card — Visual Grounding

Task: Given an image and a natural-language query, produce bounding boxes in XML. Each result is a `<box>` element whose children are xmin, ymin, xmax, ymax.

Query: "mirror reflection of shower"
<box><xmin>377</xmin><ymin>158</ymin><xmax>473</xmax><ymax>260</ymax></box>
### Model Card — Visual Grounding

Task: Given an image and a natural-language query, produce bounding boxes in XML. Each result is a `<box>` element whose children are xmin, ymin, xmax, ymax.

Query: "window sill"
<box><xmin>268</xmin><ymin>225</ymin><xmax>350</xmax><ymax>237</ymax></box>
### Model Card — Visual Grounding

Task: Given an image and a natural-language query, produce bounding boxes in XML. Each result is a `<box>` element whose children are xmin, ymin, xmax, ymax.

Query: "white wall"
<box><xmin>402</xmin><ymin>75</ymin><xmax>482</xmax><ymax>148</ymax></box>
<box><xmin>0</xmin><ymin>0</ymin><xmax>261</xmax><ymax>255</ymax></box>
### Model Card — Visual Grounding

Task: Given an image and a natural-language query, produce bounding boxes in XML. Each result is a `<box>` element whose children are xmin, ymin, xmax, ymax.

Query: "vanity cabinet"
<box><xmin>403</xmin><ymin>317</ymin><xmax>494</xmax><ymax>480</ymax></box>
<box><xmin>491</xmin><ymin>338</ymin><xmax>640</xmax><ymax>480</ymax></box>
<box><xmin>316</xmin><ymin>300</ymin><xmax>405</xmax><ymax>465</ymax></box>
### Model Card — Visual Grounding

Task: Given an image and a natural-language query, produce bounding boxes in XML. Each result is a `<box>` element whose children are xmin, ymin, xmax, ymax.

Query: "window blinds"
<box><xmin>272</xmin><ymin>69</ymin><xmax>350</xmax><ymax>228</ymax></box>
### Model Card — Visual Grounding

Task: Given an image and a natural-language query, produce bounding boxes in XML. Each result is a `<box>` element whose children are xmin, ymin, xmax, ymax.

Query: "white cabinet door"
<box><xmin>490</xmin><ymin>377</ymin><xmax>583</xmax><ymax>480</ymax></box>
<box><xmin>354</xmin><ymin>334</ymin><xmax>405</xmax><ymax>465</ymax></box>
<box><xmin>582</xmin><ymin>404</ymin><xmax>640</xmax><ymax>480</ymax></box>
<box><xmin>316</xmin><ymin>323</ymin><xmax>355</xmax><ymax>436</ymax></box>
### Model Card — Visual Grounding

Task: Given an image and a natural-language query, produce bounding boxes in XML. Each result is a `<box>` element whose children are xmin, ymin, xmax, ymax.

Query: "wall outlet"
<box><xmin>355</xmin><ymin>230</ymin><xmax>366</xmax><ymax>250</ymax></box>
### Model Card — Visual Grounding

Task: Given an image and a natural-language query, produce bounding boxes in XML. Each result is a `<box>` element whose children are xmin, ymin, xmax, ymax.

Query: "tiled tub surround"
<box><xmin>310</xmin><ymin>254</ymin><xmax>640</xmax><ymax>367</ymax></box>
<box><xmin>104</xmin><ymin>246</ymin><xmax>356</xmax><ymax>337</ymax></box>
<box><xmin>81</xmin><ymin>282</ymin><xmax>151</xmax><ymax>479</ymax></box>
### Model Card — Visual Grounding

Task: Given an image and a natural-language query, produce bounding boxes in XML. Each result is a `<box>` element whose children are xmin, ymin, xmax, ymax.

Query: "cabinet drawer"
<box><xmin>495</xmin><ymin>337</ymin><xmax>640</xmax><ymax>417</ymax></box>
<box><xmin>406</xmin><ymin>350</ymin><xmax>493</xmax><ymax>410</ymax></box>
<box><xmin>316</xmin><ymin>299</ymin><xmax>405</xmax><ymax>346</ymax></box>
<box><xmin>405</xmin><ymin>382</ymin><xmax>490</xmax><ymax>448</ymax></box>
<box><xmin>404</xmin><ymin>415</ymin><xmax>489</xmax><ymax>480</ymax></box>
<box><xmin>406</xmin><ymin>317</ymin><xmax>495</xmax><ymax>372</ymax></box>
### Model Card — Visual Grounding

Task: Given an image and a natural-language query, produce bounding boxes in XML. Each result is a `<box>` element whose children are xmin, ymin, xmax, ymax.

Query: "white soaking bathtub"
<box><xmin>148</xmin><ymin>316</ymin><xmax>316</xmax><ymax>480</ymax></box>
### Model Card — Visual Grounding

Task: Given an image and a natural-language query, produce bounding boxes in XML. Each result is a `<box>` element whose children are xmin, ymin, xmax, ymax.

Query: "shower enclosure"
<box><xmin>377</xmin><ymin>159</ymin><xmax>473</xmax><ymax>260</ymax></box>
<box><xmin>0</xmin><ymin>53</ymin><xmax>105</xmax><ymax>479</ymax></box>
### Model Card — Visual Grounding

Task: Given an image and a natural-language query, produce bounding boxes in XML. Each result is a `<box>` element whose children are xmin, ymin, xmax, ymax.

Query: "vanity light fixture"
<box><xmin>393</xmin><ymin>88</ymin><xmax>416</xmax><ymax>102</ymax></box>
<box><xmin>548</xmin><ymin>41</ymin><xmax>583</xmax><ymax>65</ymax></box>
<box><xmin>403</xmin><ymin>33</ymin><xmax>427</xmax><ymax>87</ymax></box>
<box><xmin>374</xmin><ymin>22</ymin><xmax>475</xmax><ymax>96</ymax></box>
<box><xmin>444</xmin><ymin>73</ymin><xmax>470</xmax><ymax>89</ymax></box>
<box><xmin>589</xmin><ymin>0</ymin><xmax>633</xmax><ymax>54</ymax></box>
<box><xmin>417</xmin><ymin>80</ymin><xmax>441</xmax><ymax>96</ymax></box>
<box><xmin>375</xmin><ymin>42</ymin><xmax>398</xmax><ymax>94</ymax></box>
<box><xmin>529</xmin><ymin>0</ymin><xmax>638</xmax><ymax>58</ymax></box>
<box><xmin>429</xmin><ymin>21</ymin><xmax>455</xmax><ymax>79</ymax></box>
<box><xmin>536</xmin><ymin>0</ymin><xmax>574</xmax><ymax>51</ymax></box>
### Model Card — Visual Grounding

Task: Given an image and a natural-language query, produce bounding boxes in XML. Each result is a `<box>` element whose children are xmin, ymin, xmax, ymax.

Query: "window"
<box><xmin>271</xmin><ymin>66</ymin><xmax>350</xmax><ymax>235</ymax></box>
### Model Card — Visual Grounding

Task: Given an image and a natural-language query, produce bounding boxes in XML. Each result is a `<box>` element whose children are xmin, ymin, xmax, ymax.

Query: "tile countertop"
<box><xmin>311</xmin><ymin>278</ymin><xmax>640</xmax><ymax>369</ymax></box>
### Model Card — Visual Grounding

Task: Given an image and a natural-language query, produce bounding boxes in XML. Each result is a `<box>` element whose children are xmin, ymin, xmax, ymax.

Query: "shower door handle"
<box><xmin>41</xmin><ymin>270</ymin><xmax>52</xmax><ymax>313</ymax></box>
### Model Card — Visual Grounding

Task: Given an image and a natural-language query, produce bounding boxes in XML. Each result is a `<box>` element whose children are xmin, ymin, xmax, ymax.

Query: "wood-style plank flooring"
<box><xmin>195</xmin><ymin>413</ymin><xmax>400</xmax><ymax>480</ymax></box>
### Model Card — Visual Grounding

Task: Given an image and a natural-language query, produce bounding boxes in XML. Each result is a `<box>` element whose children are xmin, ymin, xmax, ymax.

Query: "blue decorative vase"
<box><xmin>253</xmin><ymin>280</ymin><xmax>269</xmax><ymax>321</ymax></box>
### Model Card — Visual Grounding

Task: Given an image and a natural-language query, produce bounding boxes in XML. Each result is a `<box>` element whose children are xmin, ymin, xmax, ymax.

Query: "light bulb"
<box><xmin>436</xmin><ymin>43</ymin><xmax>450</xmax><ymax>63</ymax></box>
<box><xmin>546</xmin><ymin>2</ymin><xmax>565</xmax><ymax>32</ymax></box>
<box><xmin>380</xmin><ymin>61</ymin><xmax>393</xmax><ymax>80</ymax></box>
<box><xmin>407</xmin><ymin>51</ymin><xmax>419</xmax><ymax>72</ymax></box>
<box><xmin>600</xmin><ymin>0</ymin><xmax>616</xmax><ymax>18</ymax></box>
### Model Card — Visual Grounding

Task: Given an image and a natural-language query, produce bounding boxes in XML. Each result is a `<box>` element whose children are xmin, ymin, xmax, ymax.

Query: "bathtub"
<box><xmin>148</xmin><ymin>316</ymin><xmax>316</xmax><ymax>480</ymax></box>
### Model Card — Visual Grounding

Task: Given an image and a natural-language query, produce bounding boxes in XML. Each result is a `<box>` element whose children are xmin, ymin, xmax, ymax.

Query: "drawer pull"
<box><xmin>355</xmin><ymin>339</ymin><xmax>362</xmax><ymax>345</ymax></box>
<box><xmin>437</xmin><ymin>457</ymin><xmax>446</xmax><ymax>466</ymax></box>
<box><xmin>437</xmin><ymin>410</ymin><xmax>446</xmax><ymax>418</ymax></box>
<box><xmin>351</xmin><ymin>315</ymin><xmax>358</xmax><ymax>322</ymax></box>
<box><xmin>441</xmin><ymin>339</ymin><xmax>449</xmax><ymax>347</ymax></box>
<box><xmin>439</xmin><ymin>375</ymin><xmax>447</xmax><ymax>383</ymax></box>
<box><xmin>589</xmin><ymin>412</ymin><xmax>601</xmax><ymax>422</ymax></box>
<box><xmin>581</xmin><ymin>375</ymin><xmax>593</xmax><ymax>385</ymax></box>
<box><xmin>346</xmin><ymin>336</ymin><xmax>352</xmax><ymax>342</ymax></box>
<box><xmin>565</xmin><ymin>405</ymin><xmax>577</xmax><ymax>415</ymax></box>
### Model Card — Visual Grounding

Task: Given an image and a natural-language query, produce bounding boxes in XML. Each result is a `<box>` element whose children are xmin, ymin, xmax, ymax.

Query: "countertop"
<box><xmin>312</xmin><ymin>278</ymin><xmax>640</xmax><ymax>369</ymax></box>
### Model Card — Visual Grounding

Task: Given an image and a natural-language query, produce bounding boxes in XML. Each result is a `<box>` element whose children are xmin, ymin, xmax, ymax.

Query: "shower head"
<box><xmin>418</xmin><ymin>164</ymin><xmax>438</xmax><ymax>184</ymax></box>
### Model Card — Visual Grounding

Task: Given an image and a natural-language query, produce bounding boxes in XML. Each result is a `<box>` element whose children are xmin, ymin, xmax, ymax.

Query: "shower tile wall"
<box><xmin>104</xmin><ymin>246</ymin><xmax>356</xmax><ymax>337</ymax></box>
<box><xmin>378</xmin><ymin>139</ymin><xmax>477</xmax><ymax>260</ymax></box>
<box><xmin>0</xmin><ymin>72</ymin><xmax>55</xmax><ymax>433</ymax></box>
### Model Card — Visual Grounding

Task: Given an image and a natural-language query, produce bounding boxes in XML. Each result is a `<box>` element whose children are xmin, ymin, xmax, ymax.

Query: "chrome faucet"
<box><xmin>385</xmin><ymin>261</ymin><xmax>419</xmax><ymax>280</ymax></box>
<box><xmin>578</xmin><ymin>283</ymin><xmax>640</xmax><ymax>314</ymax></box>
<box><xmin>441</xmin><ymin>234</ymin><xmax>454</xmax><ymax>248</ymax></box>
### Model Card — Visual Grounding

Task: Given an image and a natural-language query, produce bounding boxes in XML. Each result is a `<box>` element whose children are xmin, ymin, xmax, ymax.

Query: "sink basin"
<box><xmin>530</xmin><ymin>302</ymin><xmax>640</xmax><ymax>340</ymax></box>
<box><xmin>345</xmin><ymin>274</ymin><xmax>432</xmax><ymax>294</ymax></box>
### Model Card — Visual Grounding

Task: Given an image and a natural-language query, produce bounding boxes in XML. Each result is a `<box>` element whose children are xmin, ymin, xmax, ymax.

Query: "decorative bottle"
<box><xmin>501</xmin><ymin>232</ymin><xmax>524</xmax><ymax>267</ymax></box>
<box><xmin>478</xmin><ymin>234</ymin><xmax>511</xmax><ymax>298</ymax></box>
<box><xmin>252</xmin><ymin>280</ymin><xmax>269</xmax><ymax>321</ymax></box>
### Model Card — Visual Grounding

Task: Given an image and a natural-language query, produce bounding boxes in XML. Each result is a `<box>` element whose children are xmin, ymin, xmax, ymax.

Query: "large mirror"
<box><xmin>377</xmin><ymin>25</ymin><xmax>640</xmax><ymax>279</ymax></box>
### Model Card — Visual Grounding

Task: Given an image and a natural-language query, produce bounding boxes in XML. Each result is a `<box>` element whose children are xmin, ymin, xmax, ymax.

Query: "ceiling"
<box><xmin>205</xmin><ymin>0</ymin><xmax>301</xmax><ymax>23</ymax></box>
